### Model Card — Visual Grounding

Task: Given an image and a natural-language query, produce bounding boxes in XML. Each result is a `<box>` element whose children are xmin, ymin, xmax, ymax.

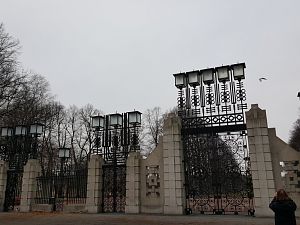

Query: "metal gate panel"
<box><xmin>183</xmin><ymin>132</ymin><xmax>254</xmax><ymax>215</ymax></box>
<box><xmin>35</xmin><ymin>165</ymin><xmax>88</xmax><ymax>211</ymax></box>
<box><xmin>102</xmin><ymin>164</ymin><xmax>126</xmax><ymax>213</ymax></box>
<box><xmin>3</xmin><ymin>170</ymin><xmax>23</xmax><ymax>212</ymax></box>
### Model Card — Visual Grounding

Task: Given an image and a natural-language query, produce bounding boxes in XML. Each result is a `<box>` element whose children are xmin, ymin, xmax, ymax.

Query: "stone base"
<box><xmin>141</xmin><ymin>206</ymin><xmax>163</xmax><ymax>214</ymax></box>
<box><xmin>163</xmin><ymin>206</ymin><xmax>184</xmax><ymax>215</ymax></box>
<box><xmin>125</xmin><ymin>205</ymin><xmax>140</xmax><ymax>214</ymax></box>
<box><xmin>20</xmin><ymin>205</ymin><xmax>31</xmax><ymax>212</ymax></box>
<box><xmin>31</xmin><ymin>204</ymin><xmax>53</xmax><ymax>212</ymax></box>
<box><xmin>85</xmin><ymin>205</ymin><xmax>101</xmax><ymax>213</ymax></box>
<box><xmin>254</xmin><ymin>206</ymin><xmax>274</xmax><ymax>217</ymax></box>
<box><xmin>64</xmin><ymin>204</ymin><xmax>86</xmax><ymax>213</ymax></box>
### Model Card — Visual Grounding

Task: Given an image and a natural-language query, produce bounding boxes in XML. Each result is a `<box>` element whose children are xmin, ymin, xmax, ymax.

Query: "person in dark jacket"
<box><xmin>269</xmin><ymin>189</ymin><xmax>297</xmax><ymax>225</ymax></box>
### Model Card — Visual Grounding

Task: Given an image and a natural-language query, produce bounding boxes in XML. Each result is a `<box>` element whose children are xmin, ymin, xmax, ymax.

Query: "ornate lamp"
<box><xmin>216</xmin><ymin>65</ymin><xmax>230</xmax><ymax>82</ymax></box>
<box><xmin>0</xmin><ymin>127</ymin><xmax>13</xmax><ymax>137</ymax></box>
<box><xmin>91</xmin><ymin>115</ymin><xmax>105</xmax><ymax>129</ymax></box>
<box><xmin>201</xmin><ymin>68</ymin><xmax>215</xmax><ymax>84</ymax></box>
<box><xmin>187</xmin><ymin>70</ymin><xmax>200</xmax><ymax>86</ymax></box>
<box><xmin>173</xmin><ymin>72</ymin><xmax>186</xmax><ymax>88</ymax></box>
<box><xmin>128</xmin><ymin>111</ymin><xmax>142</xmax><ymax>125</ymax></box>
<box><xmin>109</xmin><ymin>113</ymin><xmax>123</xmax><ymax>127</ymax></box>
<box><xmin>29</xmin><ymin>123</ymin><xmax>44</xmax><ymax>135</ymax></box>
<box><xmin>58</xmin><ymin>147</ymin><xmax>70</xmax><ymax>159</ymax></box>
<box><xmin>15</xmin><ymin>125</ymin><xmax>28</xmax><ymax>136</ymax></box>
<box><xmin>231</xmin><ymin>63</ymin><xmax>246</xmax><ymax>80</ymax></box>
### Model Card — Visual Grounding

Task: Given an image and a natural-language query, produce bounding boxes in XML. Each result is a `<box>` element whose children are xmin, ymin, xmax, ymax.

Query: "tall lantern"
<box><xmin>216</xmin><ymin>65</ymin><xmax>230</xmax><ymax>82</ymax></box>
<box><xmin>91</xmin><ymin>115</ymin><xmax>105</xmax><ymax>129</ymax></box>
<box><xmin>58</xmin><ymin>147</ymin><xmax>70</xmax><ymax>159</ymax></box>
<box><xmin>127</xmin><ymin>111</ymin><xmax>142</xmax><ymax>125</ymax></box>
<box><xmin>231</xmin><ymin>63</ymin><xmax>246</xmax><ymax>80</ymax></box>
<box><xmin>109</xmin><ymin>113</ymin><xmax>123</xmax><ymax>127</ymax></box>
<box><xmin>29</xmin><ymin>123</ymin><xmax>44</xmax><ymax>135</ymax></box>
<box><xmin>0</xmin><ymin>127</ymin><xmax>13</xmax><ymax>137</ymax></box>
<box><xmin>187</xmin><ymin>70</ymin><xmax>200</xmax><ymax>86</ymax></box>
<box><xmin>15</xmin><ymin>125</ymin><xmax>28</xmax><ymax>136</ymax></box>
<box><xmin>201</xmin><ymin>68</ymin><xmax>215</xmax><ymax>84</ymax></box>
<box><xmin>173</xmin><ymin>72</ymin><xmax>186</xmax><ymax>89</ymax></box>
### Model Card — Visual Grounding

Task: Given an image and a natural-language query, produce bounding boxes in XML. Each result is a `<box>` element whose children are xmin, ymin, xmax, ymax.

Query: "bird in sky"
<box><xmin>259</xmin><ymin>77</ymin><xmax>267</xmax><ymax>82</ymax></box>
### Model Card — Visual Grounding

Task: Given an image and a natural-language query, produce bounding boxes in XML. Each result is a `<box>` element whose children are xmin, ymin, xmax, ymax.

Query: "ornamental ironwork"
<box><xmin>91</xmin><ymin>111</ymin><xmax>141</xmax><ymax>213</ymax></box>
<box><xmin>174</xmin><ymin>63</ymin><xmax>247</xmax><ymax>133</ymax></box>
<box><xmin>35</xmin><ymin>164</ymin><xmax>88</xmax><ymax>211</ymax></box>
<box><xmin>0</xmin><ymin>124</ymin><xmax>43</xmax><ymax>212</ymax></box>
<box><xmin>102</xmin><ymin>164</ymin><xmax>126</xmax><ymax>213</ymax></box>
<box><xmin>174</xmin><ymin>63</ymin><xmax>254</xmax><ymax>215</ymax></box>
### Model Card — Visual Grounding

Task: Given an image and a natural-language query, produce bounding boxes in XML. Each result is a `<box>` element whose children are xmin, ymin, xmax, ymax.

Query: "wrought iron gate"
<box><xmin>91</xmin><ymin>112</ymin><xmax>141</xmax><ymax>213</ymax></box>
<box><xmin>102</xmin><ymin>164</ymin><xmax>126</xmax><ymax>213</ymax></box>
<box><xmin>174</xmin><ymin>63</ymin><xmax>254</xmax><ymax>215</ymax></box>
<box><xmin>3</xmin><ymin>170</ymin><xmax>23</xmax><ymax>211</ymax></box>
<box><xmin>0</xmin><ymin>133</ymin><xmax>32</xmax><ymax>212</ymax></box>
<box><xmin>182</xmin><ymin>131</ymin><xmax>254</xmax><ymax>214</ymax></box>
<box><xmin>35</xmin><ymin>164</ymin><xmax>88</xmax><ymax>211</ymax></box>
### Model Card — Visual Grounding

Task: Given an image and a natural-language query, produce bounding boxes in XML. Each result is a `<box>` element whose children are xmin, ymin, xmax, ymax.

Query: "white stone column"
<box><xmin>246</xmin><ymin>104</ymin><xmax>275</xmax><ymax>217</ymax></box>
<box><xmin>0</xmin><ymin>160</ymin><xmax>8</xmax><ymax>211</ymax></box>
<box><xmin>163</xmin><ymin>114</ymin><xmax>186</xmax><ymax>214</ymax></box>
<box><xmin>85</xmin><ymin>154</ymin><xmax>104</xmax><ymax>213</ymax></box>
<box><xmin>125</xmin><ymin>151</ymin><xmax>141</xmax><ymax>213</ymax></box>
<box><xmin>20</xmin><ymin>159</ymin><xmax>41</xmax><ymax>212</ymax></box>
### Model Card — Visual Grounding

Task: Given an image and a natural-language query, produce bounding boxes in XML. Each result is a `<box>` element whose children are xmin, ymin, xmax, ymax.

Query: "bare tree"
<box><xmin>289</xmin><ymin>118</ymin><xmax>300</xmax><ymax>151</ymax></box>
<box><xmin>40</xmin><ymin>101</ymin><xmax>65</xmax><ymax>173</ymax></box>
<box><xmin>0</xmin><ymin>23</ymin><xmax>24</xmax><ymax>117</ymax></box>
<box><xmin>77</xmin><ymin>104</ymin><xmax>102</xmax><ymax>161</ymax></box>
<box><xmin>140</xmin><ymin>107</ymin><xmax>165</xmax><ymax>155</ymax></box>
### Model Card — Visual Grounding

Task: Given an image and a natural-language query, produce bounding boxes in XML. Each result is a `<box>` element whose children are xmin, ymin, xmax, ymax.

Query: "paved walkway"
<box><xmin>0</xmin><ymin>212</ymin><xmax>278</xmax><ymax>225</ymax></box>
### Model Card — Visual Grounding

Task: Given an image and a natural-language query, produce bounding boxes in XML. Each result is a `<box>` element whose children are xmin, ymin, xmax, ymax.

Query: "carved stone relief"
<box><xmin>281</xmin><ymin>160</ymin><xmax>300</xmax><ymax>192</ymax></box>
<box><xmin>146</xmin><ymin>165</ymin><xmax>160</xmax><ymax>197</ymax></box>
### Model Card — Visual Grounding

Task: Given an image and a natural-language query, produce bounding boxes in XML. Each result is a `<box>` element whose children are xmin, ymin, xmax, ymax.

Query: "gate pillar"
<box><xmin>0</xmin><ymin>160</ymin><xmax>8</xmax><ymax>211</ymax></box>
<box><xmin>125</xmin><ymin>151</ymin><xmax>141</xmax><ymax>213</ymax></box>
<box><xmin>20</xmin><ymin>159</ymin><xmax>41</xmax><ymax>212</ymax></box>
<box><xmin>86</xmin><ymin>154</ymin><xmax>104</xmax><ymax>213</ymax></box>
<box><xmin>162</xmin><ymin>114</ymin><xmax>186</xmax><ymax>214</ymax></box>
<box><xmin>246</xmin><ymin>104</ymin><xmax>275</xmax><ymax>216</ymax></box>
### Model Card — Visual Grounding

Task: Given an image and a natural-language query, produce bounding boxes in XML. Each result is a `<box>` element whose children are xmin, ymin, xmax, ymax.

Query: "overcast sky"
<box><xmin>1</xmin><ymin>0</ymin><xmax>299</xmax><ymax>142</ymax></box>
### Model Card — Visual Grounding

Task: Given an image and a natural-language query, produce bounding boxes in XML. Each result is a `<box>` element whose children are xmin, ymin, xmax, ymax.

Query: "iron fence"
<box><xmin>35</xmin><ymin>164</ymin><xmax>88</xmax><ymax>210</ymax></box>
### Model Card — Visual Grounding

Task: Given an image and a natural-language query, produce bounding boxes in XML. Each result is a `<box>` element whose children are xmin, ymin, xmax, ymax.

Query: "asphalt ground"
<box><xmin>0</xmin><ymin>212</ymin><xmax>280</xmax><ymax>225</ymax></box>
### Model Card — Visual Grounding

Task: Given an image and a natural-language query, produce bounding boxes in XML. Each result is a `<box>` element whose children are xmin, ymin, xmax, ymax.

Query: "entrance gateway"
<box><xmin>174</xmin><ymin>63</ymin><xmax>255</xmax><ymax>215</ymax></box>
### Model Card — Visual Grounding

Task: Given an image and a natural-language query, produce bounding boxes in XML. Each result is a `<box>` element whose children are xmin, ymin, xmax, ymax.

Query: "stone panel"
<box><xmin>20</xmin><ymin>159</ymin><xmax>41</xmax><ymax>212</ymax></box>
<box><xmin>85</xmin><ymin>155</ymin><xmax>104</xmax><ymax>213</ymax></box>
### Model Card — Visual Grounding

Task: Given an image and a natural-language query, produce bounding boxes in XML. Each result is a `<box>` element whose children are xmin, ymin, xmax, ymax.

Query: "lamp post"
<box><xmin>127</xmin><ymin>111</ymin><xmax>142</xmax><ymax>151</ymax></box>
<box><xmin>58</xmin><ymin>147</ymin><xmax>70</xmax><ymax>198</ymax></box>
<box><xmin>91</xmin><ymin>115</ymin><xmax>105</xmax><ymax>155</ymax></box>
<box><xmin>0</xmin><ymin>122</ymin><xmax>44</xmax><ymax>212</ymax></box>
<box><xmin>0</xmin><ymin>123</ymin><xmax>44</xmax><ymax>164</ymax></box>
<box><xmin>29</xmin><ymin>123</ymin><xmax>44</xmax><ymax>159</ymax></box>
<box><xmin>90</xmin><ymin>111</ymin><xmax>142</xmax><ymax>160</ymax></box>
<box><xmin>90</xmin><ymin>110</ymin><xmax>141</xmax><ymax>213</ymax></box>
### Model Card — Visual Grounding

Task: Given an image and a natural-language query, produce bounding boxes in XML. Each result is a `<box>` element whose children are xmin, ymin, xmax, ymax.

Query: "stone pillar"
<box><xmin>0</xmin><ymin>160</ymin><xmax>8</xmax><ymax>211</ymax></box>
<box><xmin>125</xmin><ymin>151</ymin><xmax>141</xmax><ymax>213</ymax></box>
<box><xmin>20</xmin><ymin>159</ymin><xmax>41</xmax><ymax>212</ymax></box>
<box><xmin>162</xmin><ymin>114</ymin><xmax>186</xmax><ymax>214</ymax></box>
<box><xmin>246</xmin><ymin>104</ymin><xmax>275</xmax><ymax>217</ymax></box>
<box><xmin>85</xmin><ymin>154</ymin><xmax>104</xmax><ymax>213</ymax></box>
